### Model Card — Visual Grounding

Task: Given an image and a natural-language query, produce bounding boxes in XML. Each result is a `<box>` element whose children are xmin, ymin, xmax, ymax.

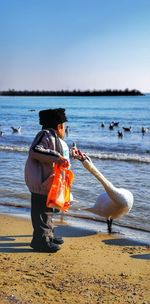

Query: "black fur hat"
<box><xmin>39</xmin><ymin>108</ymin><xmax>68</xmax><ymax>128</ymax></box>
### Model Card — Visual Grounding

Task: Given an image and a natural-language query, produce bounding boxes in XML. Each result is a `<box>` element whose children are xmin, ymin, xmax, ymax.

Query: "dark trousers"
<box><xmin>31</xmin><ymin>193</ymin><xmax>54</xmax><ymax>245</ymax></box>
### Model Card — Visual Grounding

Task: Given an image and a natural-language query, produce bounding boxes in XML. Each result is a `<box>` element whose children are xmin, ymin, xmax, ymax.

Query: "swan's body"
<box><xmin>81</xmin><ymin>157</ymin><xmax>134</xmax><ymax>232</ymax></box>
<box><xmin>88</xmin><ymin>190</ymin><xmax>132</xmax><ymax>219</ymax></box>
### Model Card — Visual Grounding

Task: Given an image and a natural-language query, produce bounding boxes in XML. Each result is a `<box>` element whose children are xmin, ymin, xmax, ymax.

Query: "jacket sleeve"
<box><xmin>29</xmin><ymin>131</ymin><xmax>62</xmax><ymax>164</ymax></box>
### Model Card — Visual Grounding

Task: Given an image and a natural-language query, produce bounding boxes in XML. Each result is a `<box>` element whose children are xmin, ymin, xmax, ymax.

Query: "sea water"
<box><xmin>0</xmin><ymin>95</ymin><xmax>150</xmax><ymax>242</ymax></box>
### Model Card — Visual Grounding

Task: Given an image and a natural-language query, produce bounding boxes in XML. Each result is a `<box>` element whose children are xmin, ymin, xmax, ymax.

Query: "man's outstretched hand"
<box><xmin>71</xmin><ymin>146</ymin><xmax>86</xmax><ymax>162</ymax></box>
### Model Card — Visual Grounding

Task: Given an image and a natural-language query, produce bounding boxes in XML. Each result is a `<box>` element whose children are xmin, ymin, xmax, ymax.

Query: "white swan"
<box><xmin>71</xmin><ymin>148</ymin><xmax>134</xmax><ymax>232</ymax></box>
<box><xmin>82</xmin><ymin>157</ymin><xmax>134</xmax><ymax>231</ymax></box>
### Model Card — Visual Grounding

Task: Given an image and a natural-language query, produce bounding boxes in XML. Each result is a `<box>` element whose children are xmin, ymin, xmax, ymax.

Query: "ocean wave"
<box><xmin>0</xmin><ymin>144</ymin><xmax>150</xmax><ymax>163</ymax></box>
<box><xmin>0</xmin><ymin>145</ymin><xmax>29</xmax><ymax>153</ymax></box>
<box><xmin>88</xmin><ymin>152</ymin><xmax>150</xmax><ymax>163</ymax></box>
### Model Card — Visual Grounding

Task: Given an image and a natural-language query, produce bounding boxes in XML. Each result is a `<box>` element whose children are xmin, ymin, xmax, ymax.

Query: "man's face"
<box><xmin>56</xmin><ymin>123</ymin><xmax>65</xmax><ymax>139</ymax></box>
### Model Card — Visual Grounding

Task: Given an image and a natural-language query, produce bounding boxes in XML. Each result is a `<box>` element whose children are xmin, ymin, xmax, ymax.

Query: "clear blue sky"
<box><xmin>0</xmin><ymin>0</ymin><xmax>150</xmax><ymax>92</ymax></box>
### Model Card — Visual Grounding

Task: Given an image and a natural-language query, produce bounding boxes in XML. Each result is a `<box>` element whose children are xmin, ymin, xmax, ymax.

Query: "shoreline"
<box><xmin>0</xmin><ymin>214</ymin><xmax>150</xmax><ymax>304</ymax></box>
<box><xmin>0</xmin><ymin>206</ymin><xmax>150</xmax><ymax>246</ymax></box>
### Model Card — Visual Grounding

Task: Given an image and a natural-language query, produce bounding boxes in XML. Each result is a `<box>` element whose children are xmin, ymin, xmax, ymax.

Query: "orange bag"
<box><xmin>46</xmin><ymin>164</ymin><xmax>74</xmax><ymax>212</ymax></box>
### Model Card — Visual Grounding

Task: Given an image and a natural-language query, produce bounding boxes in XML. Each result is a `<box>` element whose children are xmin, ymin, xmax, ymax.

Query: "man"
<box><xmin>25</xmin><ymin>108</ymin><xmax>69</xmax><ymax>252</ymax></box>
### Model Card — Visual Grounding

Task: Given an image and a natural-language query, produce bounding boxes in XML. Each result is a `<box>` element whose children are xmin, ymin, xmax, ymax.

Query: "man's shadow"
<box><xmin>0</xmin><ymin>225</ymin><xmax>97</xmax><ymax>253</ymax></box>
<box><xmin>0</xmin><ymin>235</ymin><xmax>32</xmax><ymax>253</ymax></box>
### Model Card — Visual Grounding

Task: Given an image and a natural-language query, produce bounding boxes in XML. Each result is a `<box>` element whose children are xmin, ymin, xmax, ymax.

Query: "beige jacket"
<box><xmin>25</xmin><ymin>129</ymin><xmax>63</xmax><ymax>195</ymax></box>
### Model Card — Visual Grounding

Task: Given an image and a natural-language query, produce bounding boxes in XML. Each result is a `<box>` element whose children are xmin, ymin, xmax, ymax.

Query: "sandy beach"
<box><xmin>0</xmin><ymin>214</ymin><xmax>149</xmax><ymax>304</ymax></box>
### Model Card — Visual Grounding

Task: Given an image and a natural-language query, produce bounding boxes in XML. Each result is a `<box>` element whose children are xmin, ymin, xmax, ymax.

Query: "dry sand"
<box><xmin>0</xmin><ymin>214</ymin><xmax>150</xmax><ymax>304</ymax></box>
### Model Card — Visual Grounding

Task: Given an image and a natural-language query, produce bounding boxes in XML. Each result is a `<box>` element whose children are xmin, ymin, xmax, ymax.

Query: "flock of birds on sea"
<box><xmin>0</xmin><ymin>122</ymin><xmax>149</xmax><ymax>139</ymax></box>
<box><xmin>100</xmin><ymin>121</ymin><xmax>149</xmax><ymax>138</ymax></box>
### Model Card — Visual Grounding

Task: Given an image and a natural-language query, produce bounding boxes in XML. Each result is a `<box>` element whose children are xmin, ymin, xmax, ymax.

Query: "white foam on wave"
<box><xmin>88</xmin><ymin>152</ymin><xmax>150</xmax><ymax>163</ymax></box>
<box><xmin>0</xmin><ymin>145</ymin><xmax>150</xmax><ymax>163</ymax></box>
<box><xmin>0</xmin><ymin>145</ymin><xmax>29</xmax><ymax>153</ymax></box>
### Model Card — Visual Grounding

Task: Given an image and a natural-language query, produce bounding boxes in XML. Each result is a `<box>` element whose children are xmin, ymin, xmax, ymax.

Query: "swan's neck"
<box><xmin>82</xmin><ymin>158</ymin><xmax>134</xmax><ymax>211</ymax></box>
<box><xmin>82</xmin><ymin>158</ymin><xmax>130</xmax><ymax>207</ymax></box>
<box><xmin>83</xmin><ymin>159</ymin><xmax>115</xmax><ymax>194</ymax></box>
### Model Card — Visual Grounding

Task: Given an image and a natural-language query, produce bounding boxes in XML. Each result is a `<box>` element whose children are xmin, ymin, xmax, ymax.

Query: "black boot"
<box><xmin>30</xmin><ymin>193</ymin><xmax>61</xmax><ymax>252</ymax></box>
<box><xmin>52</xmin><ymin>237</ymin><xmax>64</xmax><ymax>245</ymax></box>
<box><xmin>30</xmin><ymin>235</ymin><xmax>60</xmax><ymax>253</ymax></box>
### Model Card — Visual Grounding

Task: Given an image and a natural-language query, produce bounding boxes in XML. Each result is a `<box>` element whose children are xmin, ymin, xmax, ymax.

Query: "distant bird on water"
<box><xmin>109</xmin><ymin>123</ymin><xmax>114</xmax><ymax>130</ymax></box>
<box><xmin>0</xmin><ymin>131</ymin><xmax>4</xmax><ymax>136</ymax></box>
<box><xmin>112</xmin><ymin>121</ymin><xmax>119</xmax><ymax>127</ymax></box>
<box><xmin>100</xmin><ymin>122</ymin><xmax>105</xmax><ymax>128</ymax></box>
<box><xmin>11</xmin><ymin>126</ymin><xmax>21</xmax><ymax>133</ymax></box>
<box><xmin>65</xmin><ymin>126</ymin><xmax>69</xmax><ymax>137</ymax></box>
<box><xmin>122</xmin><ymin>126</ymin><xmax>132</xmax><ymax>132</ymax></box>
<box><xmin>118</xmin><ymin>130</ymin><xmax>123</xmax><ymax>138</ymax></box>
<box><xmin>141</xmin><ymin>126</ymin><xmax>149</xmax><ymax>134</ymax></box>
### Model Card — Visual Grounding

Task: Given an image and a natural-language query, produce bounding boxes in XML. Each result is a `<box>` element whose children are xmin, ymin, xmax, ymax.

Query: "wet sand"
<box><xmin>0</xmin><ymin>214</ymin><xmax>150</xmax><ymax>304</ymax></box>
